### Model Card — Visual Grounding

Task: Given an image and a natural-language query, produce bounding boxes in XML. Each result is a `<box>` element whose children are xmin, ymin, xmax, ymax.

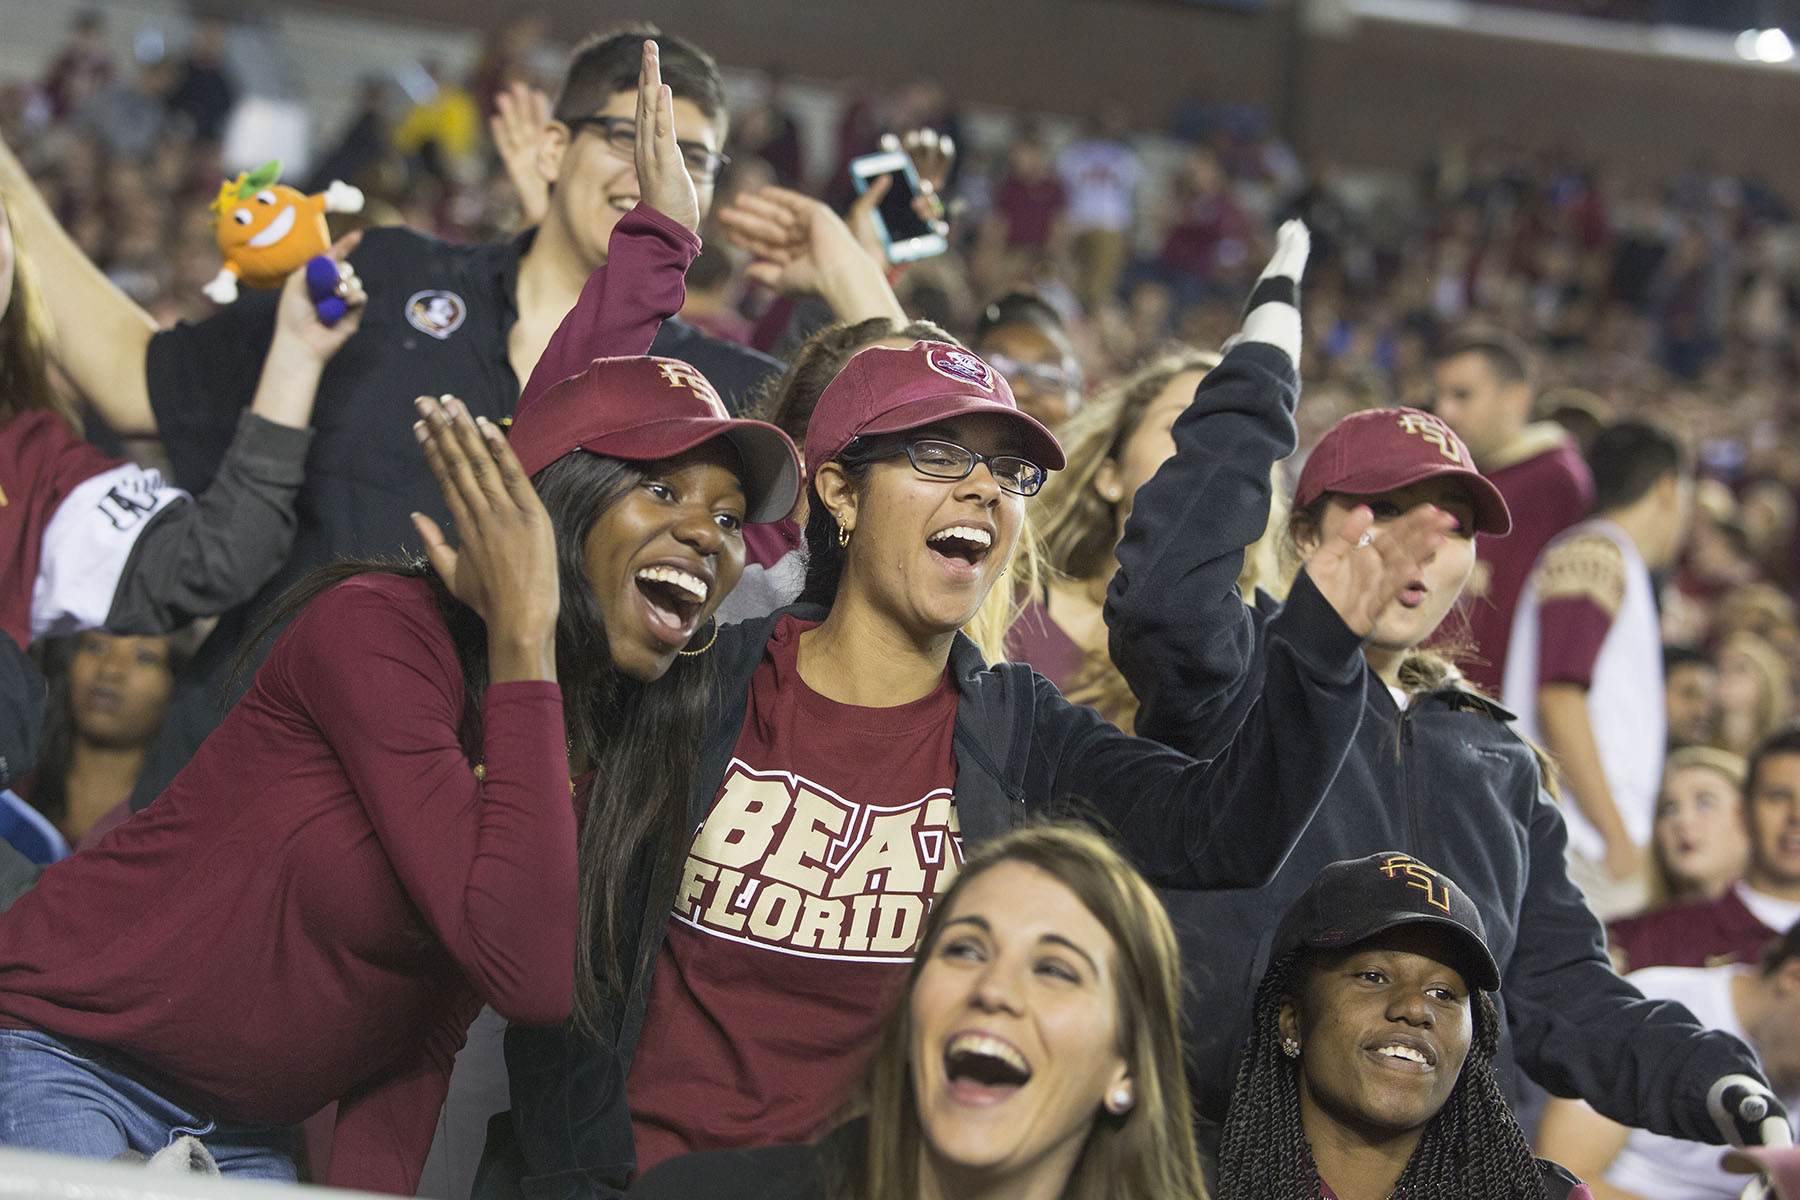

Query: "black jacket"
<box><xmin>483</xmin><ymin>586</ymin><xmax>1373</xmax><ymax>1200</ymax></box>
<box><xmin>1104</xmin><ymin>340</ymin><xmax>1770</xmax><ymax>1141</ymax></box>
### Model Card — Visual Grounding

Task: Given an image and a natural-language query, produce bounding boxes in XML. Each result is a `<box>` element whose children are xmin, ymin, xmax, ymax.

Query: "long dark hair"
<box><xmin>798</xmin><ymin>437</ymin><xmax>892</xmax><ymax>609</ymax></box>
<box><xmin>1217</xmin><ymin>949</ymin><xmax>1546</xmax><ymax>1200</ymax></box>
<box><xmin>237</xmin><ymin>451</ymin><xmax>709</xmax><ymax>1040</ymax></box>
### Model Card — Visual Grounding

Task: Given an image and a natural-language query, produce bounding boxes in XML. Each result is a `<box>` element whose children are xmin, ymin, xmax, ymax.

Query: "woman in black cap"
<box><xmin>1217</xmin><ymin>852</ymin><xmax>1592</xmax><ymax>1200</ymax></box>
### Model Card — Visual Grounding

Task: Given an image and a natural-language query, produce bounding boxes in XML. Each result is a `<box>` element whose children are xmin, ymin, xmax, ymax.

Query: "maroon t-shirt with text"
<box><xmin>627</xmin><ymin>615</ymin><xmax>963</xmax><ymax>1171</ymax></box>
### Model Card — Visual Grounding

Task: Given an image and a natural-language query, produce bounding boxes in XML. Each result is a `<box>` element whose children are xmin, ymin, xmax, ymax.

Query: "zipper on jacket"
<box><xmin>1399</xmin><ymin>708</ymin><xmax>1420</xmax><ymax>852</ymax></box>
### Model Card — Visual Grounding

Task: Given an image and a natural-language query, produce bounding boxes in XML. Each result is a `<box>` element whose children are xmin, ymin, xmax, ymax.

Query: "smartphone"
<box><xmin>849</xmin><ymin>149</ymin><xmax>948</xmax><ymax>263</ymax></box>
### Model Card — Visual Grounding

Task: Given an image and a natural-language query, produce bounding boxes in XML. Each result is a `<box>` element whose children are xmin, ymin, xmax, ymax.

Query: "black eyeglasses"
<box><xmin>882</xmin><ymin>438</ymin><xmax>1046</xmax><ymax>497</ymax></box>
<box><xmin>564</xmin><ymin>114</ymin><xmax>730</xmax><ymax>182</ymax></box>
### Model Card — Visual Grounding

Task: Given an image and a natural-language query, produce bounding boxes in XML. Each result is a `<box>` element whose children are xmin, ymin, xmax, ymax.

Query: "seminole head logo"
<box><xmin>926</xmin><ymin>346</ymin><xmax>995</xmax><ymax>389</ymax></box>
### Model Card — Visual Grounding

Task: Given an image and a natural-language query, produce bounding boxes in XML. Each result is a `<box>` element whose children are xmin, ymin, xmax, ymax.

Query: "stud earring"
<box><xmin>1282</xmin><ymin>1038</ymin><xmax>1301</xmax><ymax>1059</ymax></box>
<box><xmin>1108</xmin><ymin>1085</ymin><xmax>1133</xmax><ymax>1114</ymax></box>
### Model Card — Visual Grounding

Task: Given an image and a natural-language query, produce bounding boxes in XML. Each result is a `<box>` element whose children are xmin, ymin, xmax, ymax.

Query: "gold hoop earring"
<box><xmin>677</xmin><ymin>618</ymin><xmax>718</xmax><ymax>657</ymax></box>
<box><xmin>837</xmin><ymin>520</ymin><xmax>852</xmax><ymax>548</ymax></box>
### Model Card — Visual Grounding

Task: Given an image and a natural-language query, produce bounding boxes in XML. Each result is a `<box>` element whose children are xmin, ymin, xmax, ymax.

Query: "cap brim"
<box><xmin>854</xmin><ymin>391</ymin><xmax>1066</xmax><ymax>474</ymax></box>
<box><xmin>1324</xmin><ymin>462</ymin><xmax>1512</xmax><ymax>537</ymax></box>
<box><xmin>600</xmin><ymin>416</ymin><xmax>801</xmax><ymax>524</ymax></box>
<box><xmin>1309</xmin><ymin>913</ymin><xmax>1502</xmax><ymax>992</ymax></box>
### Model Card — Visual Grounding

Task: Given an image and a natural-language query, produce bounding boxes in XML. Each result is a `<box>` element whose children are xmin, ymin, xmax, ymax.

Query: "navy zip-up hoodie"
<box><xmin>1105</xmin><ymin>338</ymin><xmax>1769</xmax><ymax>1144</ymax></box>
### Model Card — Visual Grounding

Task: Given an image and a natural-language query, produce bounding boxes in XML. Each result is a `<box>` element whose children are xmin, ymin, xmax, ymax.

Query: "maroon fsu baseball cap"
<box><xmin>508</xmin><ymin>356</ymin><xmax>800</xmax><ymax>524</ymax></box>
<box><xmin>1295</xmin><ymin>407</ymin><xmax>1512</xmax><ymax>536</ymax></box>
<box><xmin>802</xmin><ymin>341</ymin><xmax>1066</xmax><ymax>488</ymax></box>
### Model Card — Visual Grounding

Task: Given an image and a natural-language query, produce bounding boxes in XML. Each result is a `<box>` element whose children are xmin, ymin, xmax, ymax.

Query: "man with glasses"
<box><xmin>0</xmin><ymin>27</ymin><xmax>785</xmax><ymax>822</ymax></box>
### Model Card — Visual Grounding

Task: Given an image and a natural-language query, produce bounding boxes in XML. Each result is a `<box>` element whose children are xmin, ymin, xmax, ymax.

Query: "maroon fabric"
<box><xmin>1608</xmin><ymin>887</ymin><xmax>1780</xmax><ymax>972</ymax></box>
<box><xmin>1295</xmin><ymin>408</ymin><xmax>1510</xmax><ymax>537</ymax></box>
<box><xmin>0</xmin><ymin>411</ymin><xmax>126</xmax><ymax>646</ymax></box>
<box><xmin>1156</xmin><ymin>191</ymin><xmax>1252</xmax><ymax>280</ymax></box>
<box><xmin>627</xmin><ymin>614</ymin><xmax>961</xmax><ymax>1170</ymax></box>
<box><xmin>743</xmin><ymin>518</ymin><xmax>804</xmax><ymax>572</ymax></box>
<box><xmin>0</xmin><ymin>574</ymin><xmax>575</xmax><ymax>1194</ymax></box>
<box><xmin>1535</xmin><ymin>594</ymin><xmax>1614</xmax><ymax>690</ymax></box>
<box><xmin>1004</xmin><ymin>597</ymin><xmax>1085</xmax><ymax>691</ymax></box>
<box><xmin>994</xmin><ymin>174</ymin><xmax>1066</xmax><ymax>250</ymax></box>
<box><xmin>1460</xmin><ymin>437</ymin><xmax>1593</xmax><ymax>693</ymax></box>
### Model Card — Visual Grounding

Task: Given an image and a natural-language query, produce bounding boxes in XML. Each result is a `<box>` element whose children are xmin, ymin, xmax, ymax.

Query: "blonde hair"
<box><xmin>848</xmin><ymin>823</ymin><xmax>1207</xmax><ymax>1200</ymax></box>
<box><xmin>1717</xmin><ymin>632</ymin><xmax>1795</xmax><ymax>757</ymax></box>
<box><xmin>1648</xmin><ymin>745</ymin><xmax>1749</xmax><ymax>906</ymax></box>
<box><xmin>0</xmin><ymin>188</ymin><xmax>72</xmax><ymax>427</ymax></box>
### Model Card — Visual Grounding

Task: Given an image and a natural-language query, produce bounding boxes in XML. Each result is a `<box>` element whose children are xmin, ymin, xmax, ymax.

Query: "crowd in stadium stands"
<box><xmin>6</xmin><ymin>7</ymin><xmax>1800</xmax><ymax>1200</ymax></box>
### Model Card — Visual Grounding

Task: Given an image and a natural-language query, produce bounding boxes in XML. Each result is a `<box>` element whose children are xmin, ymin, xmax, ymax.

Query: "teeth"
<box><xmin>946</xmin><ymin>1033</ymin><xmax>1029</xmax><ymax>1077</ymax></box>
<box><xmin>929</xmin><ymin>526</ymin><xmax>993</xmax><ymax>548</ymax></box>
<box><xmin>1377</xmin><ymin>1044</ymin><xmax>1428</xmax><ymax>1065</ymax></box>
<box><xmin>636</xmin><ymin>566</ymin><xmax>708</xmax><ymax>602</ymax></box>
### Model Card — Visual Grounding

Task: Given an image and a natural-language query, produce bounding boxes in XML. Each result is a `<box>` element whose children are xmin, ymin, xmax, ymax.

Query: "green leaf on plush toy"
<box><xmin>237</xmin><ymin>161</ymin><xmax>284</xmax><ymax>197</ymax></box>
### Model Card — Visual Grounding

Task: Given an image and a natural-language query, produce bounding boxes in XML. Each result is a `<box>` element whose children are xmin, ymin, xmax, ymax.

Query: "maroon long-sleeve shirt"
<box><xmin>0</xmin><ymin>204</ymin><xmax>700</xmax><ymax>1194</ymax></box>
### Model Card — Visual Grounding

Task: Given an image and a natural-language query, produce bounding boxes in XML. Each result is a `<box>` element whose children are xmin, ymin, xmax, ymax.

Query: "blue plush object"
<box><xmin>305</xmin><ymin>254</ymin><xmax>347</xmax><ymax>326</ymax></box>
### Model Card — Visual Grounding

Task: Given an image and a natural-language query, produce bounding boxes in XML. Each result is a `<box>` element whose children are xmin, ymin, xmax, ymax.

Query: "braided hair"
<box><xmin>1217</xmin><ymin>950</ymin><xmax>1549</xmax><ymax>1200</ymax></box>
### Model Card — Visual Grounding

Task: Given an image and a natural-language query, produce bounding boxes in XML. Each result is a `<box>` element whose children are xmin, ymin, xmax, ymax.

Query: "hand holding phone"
<box><xmin>849</xmin><ymin>149</ymin><xmax>948</xmax><ymax>264</ymax></box>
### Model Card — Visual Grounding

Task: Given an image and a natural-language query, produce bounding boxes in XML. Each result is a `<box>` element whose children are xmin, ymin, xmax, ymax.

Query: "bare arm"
<box><xmin>1536</xmin><ymin>1097</ymin><xmax>1640</xmax><ymax>1200</ymax></box>
<box><xmin>0</xmin><ymin>137</ymin><xmax>157</xmax><ymax>436</ymax></box>
<box><xmin>1539</xmin><ymin>681</ymin><xmax>1641</xmax><ymax>880</ymax></box>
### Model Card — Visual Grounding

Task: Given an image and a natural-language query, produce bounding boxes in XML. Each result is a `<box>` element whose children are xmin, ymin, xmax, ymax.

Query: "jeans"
<box><xmin>0</xmin><ymin>1028</ymin><xmax>296</xmax><ymax>1180</ymax></box>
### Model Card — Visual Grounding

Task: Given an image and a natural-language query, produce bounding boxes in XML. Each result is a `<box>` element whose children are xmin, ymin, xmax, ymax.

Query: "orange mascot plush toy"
<box><xmin>204</xmin><ymin>162</ymin><xmax>364</xmax><ymax>319</ymax></box>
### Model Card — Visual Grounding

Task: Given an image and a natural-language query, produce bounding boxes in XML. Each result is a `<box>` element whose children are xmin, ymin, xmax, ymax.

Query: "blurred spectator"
<box><xmin>1507</xmin><ymin>421</ymin><xmax>1692</xmax><ymax>918</ymax></box>
<box><xmin>1610</xmin><ymin>727</ymin><xmax>1800</xmax><ymax>972</ymax></box>
<box><xmin>732</xmin><ymin>70</ymin><xmax>805</xmax><ymax>190</ymax></box>
<box><xmin>468</xmin><ymin>11</ymin><xmax>548</xmax><ymax>117</ymax></box>
<box><xmin>1648</xmin><ymin>746</ymin><xmax>1750</xmax><ymax>908</ymax></box>
<box><xmin>972</xmin><ymin>291</ymin><xmax>1083</xmax><ymax>429</ymax></box>
<box><xmin>1058</xmin><ymin>104</ymin><xmax>1140</xmax><ymax>313</ymax></box>
<box><xmin>1153</xmin><ymin>144</ymin><xmax>1252</xmax><ymax>307</ymax></box>
<box><xmin>1716</xmin><ymin>632</ymin><xmax>1795</xmax><ymax>761</ymax></box>
<box><xmin>74</xmin><ymin>51</ymin><xmax>178</xmax><ymax>165</ymax></box>
<box><xmin>1666</xmin><ymin>644</ymin><xmax>1721</xmax><ymax>750</ymax></box>
<box><xmin>392</xmin><ymin>60</ymin><xmax>482</xmax><ymax>185</ymax></box>
<box><xmin>41</xmin><ymin>9</ymin><xmax>113</xmax><ymax>122</ymax></box>
<box><xmin>1431</xmin><ymin>328</ymin><xmax>1594</xmax><ymax>693</ymax></box>
<box><xmin>20</xmin><ymin>630</ymin><xmax>191</xmax><ymax>848</ymax></box>
<box><xmin>164</xmin><ymin>19</ymin><xmax>236</xmax><ymax>145</ymax></box>
<box><xmin>974</xmin><ymin>124</ymin><xmax>1065</xmax><ymax>293</ymax></box>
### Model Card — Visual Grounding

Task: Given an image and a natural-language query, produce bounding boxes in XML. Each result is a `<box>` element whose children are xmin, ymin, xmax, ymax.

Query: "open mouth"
<box><xmin>248</xmin><ymin>206</ymin><xmax>297</xmax><ymax>248</ymax></box>
<box><xmin>1369</xmin><ymin>1038</ymin><xmax>1435</xmax><ymax>1069</ymax></box>
<box><xmin>944</xmin><ymin>1032</ymin><xmax>1031</xmax><ymax>1104</ymax></box>
<box><xmin>927</xmin><ymin>525</ymin><xmax>994</xmax><ymax>574</ymax></box>
<box><xmin>634</xmin><ymin>565</ymin><xmax>709</xmax><ymax>643</ymax></box>
<box><xmin>1397</xmin><ymin>581</ymin><xmax>1427</xmax><ymax>609</ymax></box>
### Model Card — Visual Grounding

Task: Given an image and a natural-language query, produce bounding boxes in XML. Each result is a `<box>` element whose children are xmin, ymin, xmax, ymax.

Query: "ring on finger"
<box><xmin>1356</xmin><ymin>531</ymin><xmax>1374</xmax><ymax>548</ymax></box>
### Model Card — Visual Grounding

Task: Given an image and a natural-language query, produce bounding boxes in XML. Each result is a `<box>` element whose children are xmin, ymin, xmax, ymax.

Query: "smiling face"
<box><xmin>1295</xmin><ymin>479</ymin><xmax>1477</xmax><ymax>658</ymax></box>
<box><xmin>543</xmin><ymin>88</ymin><xmax>722</xmax><ymax>273</ymax></box>
<box><xmin>976</xmin><ymin>322</ymin><xmax>1082</xmax><ymax>430</ymax></box>
<box><xmin>1655</xmin><ymin>764</ymin><xmax>1750</xmax><ymax>900</ymax></box>
<box><xmin>68</xmin><ymin>631</ymin><xmax>176</xmax><ymax>750</ymax></box>
<box><xmin>581</xmin><ymin>442</ymin><xmax>746</xmax><ymax>681</ymax></box>
<box><xmin>214</xmin><ymin>182</ymin><xmax>330</xmax><ymax>288</ymax></box>
<box><xmin>824</xmin><ymin>413</ymin><xmax>1029</xmax><ymax>641</ymax></box>
<box><xmin>1280</xmin><ymin>930</ymin><xmax>1474</xmax><ymax>1148</ymax></box>
<box><xmin>909</xmin><ymin>860</ymin><xmax>1129</xmax><ymax>1189</ymax></box>
<box><xmin>1748</xmin><ymin>753</ymin><xmax>1800</xmax><ymax>896</ymax></box>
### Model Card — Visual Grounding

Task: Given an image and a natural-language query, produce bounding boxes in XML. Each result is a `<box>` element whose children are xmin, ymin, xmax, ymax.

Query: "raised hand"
<box><xmin>1304</xmin><ymin>503</ymin><xmax>1457</xmax><ymax>638</ymax></box>
<box><xmin>491</xmin><ymin>80</ymin><xmax>552</xmax><ymax>227</ymax></box>
<box><xmin>716</xmin><ymin>184</ymin><xmax>905</xmax><ymax>323</ymax></box>
<box><xmin>411</xmin><ymin>395</ymin><xmax>560</xmax><ymax>684</ymax></box>
<box><xmin>274</xmin><ymin>231</ymin><xmax>367</xmax><ymax>358</ymax></box>
<box><xmin>635</xmin><ymin>39</ymin><xmax>700</xmax><ymax>235</ymax></box>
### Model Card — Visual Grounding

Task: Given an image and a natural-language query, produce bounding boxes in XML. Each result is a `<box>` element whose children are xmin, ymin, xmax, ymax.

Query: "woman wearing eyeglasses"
<box><xmin>486</xmin><ymin>230</ymin><xmax>1461</xmax><ymax>1199</ymax></box>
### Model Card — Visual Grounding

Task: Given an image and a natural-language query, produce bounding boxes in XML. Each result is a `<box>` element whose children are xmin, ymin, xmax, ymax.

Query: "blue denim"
<box><xmin>0</xmin><ymin>1029</ymin><xmax>295</xmax><ymax>1180</ymax></box>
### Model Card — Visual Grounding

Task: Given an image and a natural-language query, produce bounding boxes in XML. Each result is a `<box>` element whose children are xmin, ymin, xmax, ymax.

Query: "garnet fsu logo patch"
<box><xmin>405</xmin><ymin>289</ymin><xmax>467</xmax><ymax>340</ymax></box>
<box><xmin>926</xmin><ymin>345</ymin><xmax>994</xmax><ymax>389</ymax></box>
